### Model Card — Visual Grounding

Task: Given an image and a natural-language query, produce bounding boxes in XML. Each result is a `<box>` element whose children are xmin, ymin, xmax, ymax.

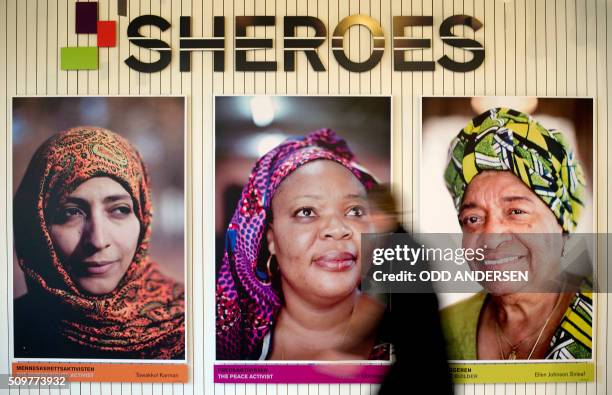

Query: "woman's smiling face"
<box><xmin>267</xmin><ymin>160</ymin><xmax>374</xmax><ymax>305</ymax></box>
<box><xmin>459</xmin><ymin>171</ymin><xmax>564</xmax><ymax>294</ymax></box>
<box><xmin>49</xmin><ymin>177</ymin><xmax>141</xmax><ymax>295</ymax></box>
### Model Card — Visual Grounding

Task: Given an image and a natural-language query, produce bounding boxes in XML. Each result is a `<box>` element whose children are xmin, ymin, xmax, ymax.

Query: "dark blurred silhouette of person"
<box><xmin>369</xmin><ymin>184</ymin><xmax>453</xmax><ymax>395</ymax></box>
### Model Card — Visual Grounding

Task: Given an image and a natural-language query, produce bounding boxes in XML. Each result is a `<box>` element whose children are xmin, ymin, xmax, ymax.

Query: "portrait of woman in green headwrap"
<box><xmin>434</xmin><ymin>106</ymin><xmax>592</xmax><ymax>361</ymax></box>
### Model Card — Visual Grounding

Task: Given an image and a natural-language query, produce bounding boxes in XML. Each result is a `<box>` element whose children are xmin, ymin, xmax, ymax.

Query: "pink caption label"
<box><xmin>214</xmin><ymin>364</ymin><xmax>390</xmax><ymax>384</ymax></box>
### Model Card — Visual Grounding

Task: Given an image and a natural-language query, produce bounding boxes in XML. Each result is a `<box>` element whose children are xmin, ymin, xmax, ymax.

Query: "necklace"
<box><xmin>494</xmin><ymin>323</ymin><xmax>539</xmax><ymax>360</ymax></box>
<box><xmin>494</xmin><ymin>291</ymin><xmax>565</xmax><ymax>360</ymax></box>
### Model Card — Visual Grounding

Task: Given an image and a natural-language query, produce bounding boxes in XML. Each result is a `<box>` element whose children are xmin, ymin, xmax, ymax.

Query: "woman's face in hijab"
<box><xmin>459</xmin><ymin>171</ymin><xmax>564</xmax><ymax>294</ymax></box>
<box><xmin>49</xmin><ymin>177</ymin><xmax>140</xmax><ymax>295</ymax></box>
<box><xmin>267</xmin><ymin>160</ymin><xmax>374</xmax><ymax>305</ymax></box>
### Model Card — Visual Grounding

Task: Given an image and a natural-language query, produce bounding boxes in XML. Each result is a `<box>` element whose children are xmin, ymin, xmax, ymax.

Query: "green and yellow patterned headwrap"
<box><xmin>444</xmin><ymin>108</ymin><xmax>586</xmax><ymax>232</ymax></box>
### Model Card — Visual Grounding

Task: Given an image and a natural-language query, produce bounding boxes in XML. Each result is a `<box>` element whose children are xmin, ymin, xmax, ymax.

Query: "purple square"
<box><xmin>75</xmin><ymin>2</ymin><xmax>98</xmax><ymax>34</ymax></box>
<box><xmin>118</xmin><ymin>0</ymin><xmax>127</xmax><ymax>16</ymax></box>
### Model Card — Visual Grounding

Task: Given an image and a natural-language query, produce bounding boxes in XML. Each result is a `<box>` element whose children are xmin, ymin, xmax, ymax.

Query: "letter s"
<box><xmin>125</xmin><ymin>15</ymin><xmax>172</xmax><ymax>73</ymax></box>
<box><xmin>476</xmin><ymin>247</ymin><xmax>485</xmax><ymax>261</ymax></box>
<box><xmin>438</xmin><ymin>15</ymin><xmax>484</xmax><ymax>72</ymax></box>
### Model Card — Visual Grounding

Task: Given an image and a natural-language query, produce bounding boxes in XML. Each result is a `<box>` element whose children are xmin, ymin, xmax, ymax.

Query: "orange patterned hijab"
<box><xmin>14</xmin><ymin>127</ymin><xmax>185</xmax><ymax>359</ymax></box>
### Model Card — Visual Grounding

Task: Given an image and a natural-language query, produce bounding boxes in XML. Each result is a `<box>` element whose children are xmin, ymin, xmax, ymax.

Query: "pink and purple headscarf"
<box><xmin>216</xmin><ymin>129</ymin><xmax>377</xmax><ymax>359</ymax></box>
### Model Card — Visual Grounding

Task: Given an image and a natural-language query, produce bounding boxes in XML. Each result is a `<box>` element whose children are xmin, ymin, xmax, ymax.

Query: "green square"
<box><xmin>61</xmin><ymin>47</ymin><xmax>98</xmax><ymax>70</ymax></box>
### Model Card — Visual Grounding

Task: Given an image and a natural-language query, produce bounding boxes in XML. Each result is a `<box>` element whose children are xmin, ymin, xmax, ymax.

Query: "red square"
<box><xmin>97</xmin><ymin>21</ymin><xmax>116</xmax><ymax>47</ymax></box>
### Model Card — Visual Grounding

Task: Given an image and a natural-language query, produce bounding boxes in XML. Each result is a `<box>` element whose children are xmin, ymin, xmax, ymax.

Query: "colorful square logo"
<box><xmin>61</xmin><ymin>2</ymin><xmax>116</xmax><ymax>70</ymax></box>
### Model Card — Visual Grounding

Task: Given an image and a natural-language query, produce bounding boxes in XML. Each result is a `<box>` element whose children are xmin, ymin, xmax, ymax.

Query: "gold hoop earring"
<box><xmin>266</xmin><ymin>255</ymin><xmax>274</xmax><ymax>278</ymax></box>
